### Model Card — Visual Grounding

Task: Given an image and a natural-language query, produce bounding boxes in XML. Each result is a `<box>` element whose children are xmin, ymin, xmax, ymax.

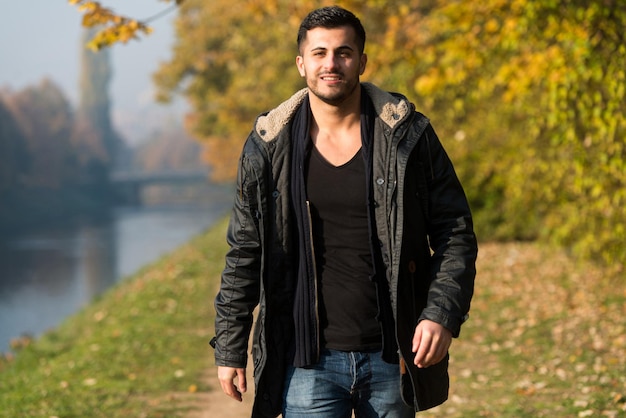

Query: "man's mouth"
<box><xmin>321</xmin><ymin>75</ymin><xmax>341</xmax><ymax>81</ymax></box>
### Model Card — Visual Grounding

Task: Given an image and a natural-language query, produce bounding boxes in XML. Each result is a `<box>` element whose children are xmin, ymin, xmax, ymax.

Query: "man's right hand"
<box><xmin>217</xmin><ymin>366</ymin><xmax>247</xmax><ymax>402</ymax></box>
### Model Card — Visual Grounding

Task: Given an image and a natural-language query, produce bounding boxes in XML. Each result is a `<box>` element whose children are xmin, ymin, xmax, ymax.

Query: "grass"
<box><xmin>0</xmin><ymin>217</ymin><xmax>229</xmax><ymax>417</ymax></box>
<box><xmin>421</xmin><ymin>242</ymin><xmax>626</xmax><ymax>417</ymax></box>
<box><xmin>1</xmin><ymin>218</ymin><xmax>624</xmax><ymax>417</ymax></box>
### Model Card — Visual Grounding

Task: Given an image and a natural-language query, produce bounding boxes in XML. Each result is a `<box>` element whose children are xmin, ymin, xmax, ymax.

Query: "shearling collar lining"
<box><xmin>254</xmin><ymin>82</ymin><xmax>410</xmax><ymax>143</ymax></box>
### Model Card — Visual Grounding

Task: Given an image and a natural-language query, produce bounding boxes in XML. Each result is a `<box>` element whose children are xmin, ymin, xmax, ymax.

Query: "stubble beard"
<box><xmin>307</xmin><ymin>73</ymin><xmax>360</xmax><ymax>107</ymax></box>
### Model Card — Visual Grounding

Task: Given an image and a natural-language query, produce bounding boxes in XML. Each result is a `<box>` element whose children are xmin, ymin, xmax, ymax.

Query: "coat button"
<box><xmin>376</xmin><ymin>178</ymin><xmax>385</xmax><ymax>185</ymax></box>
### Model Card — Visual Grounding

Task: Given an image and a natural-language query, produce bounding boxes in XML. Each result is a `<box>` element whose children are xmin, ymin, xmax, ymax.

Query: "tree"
<box><xmin>152</xmin><ymin>0</ymin><xmax>440</xmax><ymax>179</ymax></box>
<box><xmin>0</xmin><ymin>96</ymin><xmax>29</xmax><ymax>193</ymax></box>
<box><xmin>0</xmin><ymin>80</ymin><xmax>115</xmax><ymax>231</ymax></box>
<box><xmin>409</xmin><ymin>0</ymin><xmax>625</xmax><ymax>266</ymax></box>
<box><xmin>2</xmin><ymin>80</ymin><xmax>78</xmax><ymax>189</ymax></box>
<box><xmin>68</xmin><ymin>0</ymin><xmax>182</xmax><ymax>50</ymax></box>
<box><xmin>70</xmin><ymin>0</ymin><xmax>437</xmax><ymax>179</ymax></box>
<box><xmin>73</xmin><ymin>0</ymin><xmax>625</xmax><ymax>267</ymax></box>
<box><xmin>133</xmin><ymin>123</ymin><xmax>205</xmax><ymax>172</ymax></box>
<box><xmin>73</xmin><ymin>27</ymin><xmax>125</xmax><ymax>173</ymax></box>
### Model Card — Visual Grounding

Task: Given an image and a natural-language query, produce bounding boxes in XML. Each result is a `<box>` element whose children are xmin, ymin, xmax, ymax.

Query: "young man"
<box><xmin>212</xmin><ymin>6</ymin><xmax>477</xmax><ymax>418</ymax></box>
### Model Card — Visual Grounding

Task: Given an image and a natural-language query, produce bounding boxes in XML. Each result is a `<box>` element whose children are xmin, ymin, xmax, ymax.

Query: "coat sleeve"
<box><xmin>418</xmin><ymin>124</ymin><xmax>478</xmax><ymax>337</ymax></box>
<box><xmin>213</xmin><ymin>148</ymin><xmax>263</xmax><ymax>368</ymax></box>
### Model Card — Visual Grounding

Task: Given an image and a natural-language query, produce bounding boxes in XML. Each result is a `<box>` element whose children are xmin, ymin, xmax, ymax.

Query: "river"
<box><xmin>0</xmin><ymin>185</ymin><xmax>233</xmax><ymax>353</ymax></box>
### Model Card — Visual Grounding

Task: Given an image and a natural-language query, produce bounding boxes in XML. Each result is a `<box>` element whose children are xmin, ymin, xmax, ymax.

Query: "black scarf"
<box><xmin>290</xmin><ymin>89</ymin><xmax>382</xmax><ymax>367</ymax></box>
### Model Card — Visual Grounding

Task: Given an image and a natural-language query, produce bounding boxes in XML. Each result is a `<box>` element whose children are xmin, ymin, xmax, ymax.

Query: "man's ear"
<box><xmin>296</xmin><ymin>55</ymin><xmax>306</xmax><ymax>77</ymax></box>
<box><xmin>359</xmin><ymin>53</ymin><xmax>368</xmax><ymax>75</ymax></box>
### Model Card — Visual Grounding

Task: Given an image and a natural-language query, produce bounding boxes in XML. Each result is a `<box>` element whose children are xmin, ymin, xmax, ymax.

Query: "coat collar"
<box><xmin>254</xmin><ymin>82</ymin><xmax>411</xmax><ymax>143</ymax></box>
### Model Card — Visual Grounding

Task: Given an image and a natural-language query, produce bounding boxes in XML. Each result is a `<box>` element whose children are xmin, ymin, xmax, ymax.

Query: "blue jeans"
<box><xmin>282</xmin><ymin>349</ymin><xmax>414</xmax><ymax>418</ymax></box>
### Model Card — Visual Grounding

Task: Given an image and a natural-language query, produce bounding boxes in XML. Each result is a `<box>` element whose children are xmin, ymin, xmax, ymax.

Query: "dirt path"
<box><xmin>178</xmin><ymin>284</ymin><xmax>256</xmax><ymax>417</ymax></box>
<box><xmin>183</xmin><ymin>365</ymin><xmax>254</xmax><ymax>418</ymax></box>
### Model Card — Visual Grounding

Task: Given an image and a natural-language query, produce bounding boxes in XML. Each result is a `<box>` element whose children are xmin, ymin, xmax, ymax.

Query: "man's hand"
<box><xmin>412</xmin><ymin>319</ymin><xmax>452</xmax><ymax>368</ymax></box>
<box><xmin>217</xmin><ymin>366</ymin><xmax>247</xmax><ymax>402</ymax></box>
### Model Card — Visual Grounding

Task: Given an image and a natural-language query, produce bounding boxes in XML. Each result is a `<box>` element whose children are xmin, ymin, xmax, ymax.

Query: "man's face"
<box><xmin>296</xmin><ymin>26</ymin><xmax>367</xmax><ymax>106</ymax></box>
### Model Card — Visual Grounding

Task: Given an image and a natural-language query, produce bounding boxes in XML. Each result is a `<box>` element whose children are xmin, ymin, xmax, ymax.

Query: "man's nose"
<box><xmin>322</xmin><ymin>53</ymin><xmax>340</xmax><ymax>70</ymax></box>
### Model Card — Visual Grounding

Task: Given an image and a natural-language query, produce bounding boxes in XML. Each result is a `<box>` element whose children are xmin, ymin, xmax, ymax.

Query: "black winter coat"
<box><xmin>213</xmin><ymin>83</ymin><xmax>478</xmax><ymax>417</ymax></box>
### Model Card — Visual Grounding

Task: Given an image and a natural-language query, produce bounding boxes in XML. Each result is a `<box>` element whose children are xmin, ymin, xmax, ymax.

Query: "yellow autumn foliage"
<box><xmin>68</xmin><ymin>0</ymin><xmax>170</xmax><ymax>50</ymax></box>
<box><xmin>73</xmin><ymin>0</ymin><xmax>625</xmax><ymax>268</ymax></box>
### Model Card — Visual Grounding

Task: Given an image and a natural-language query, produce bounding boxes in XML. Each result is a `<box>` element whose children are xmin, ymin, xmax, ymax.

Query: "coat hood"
<box><xmin>254</xmin><ymin>82</ymin><xmax>412</xmax><ymax>143</ymax></box>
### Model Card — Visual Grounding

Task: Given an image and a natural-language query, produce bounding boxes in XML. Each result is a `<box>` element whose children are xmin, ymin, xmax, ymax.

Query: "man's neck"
<box><xmin>308</xmin><ymin>84</ymin><xmax>362</xmax><ymax>133</ymax></box>
<box><xmin>308</xmin><ymin>85</ymin><xmax>363</xmax><ymax>166</ymax></box>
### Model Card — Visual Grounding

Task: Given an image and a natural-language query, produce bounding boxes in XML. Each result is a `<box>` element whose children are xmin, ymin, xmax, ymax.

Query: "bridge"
<box><xmin>109</xmin><ymin>169</ymin><xmax>210</xmax><ymax>205</ymax></box>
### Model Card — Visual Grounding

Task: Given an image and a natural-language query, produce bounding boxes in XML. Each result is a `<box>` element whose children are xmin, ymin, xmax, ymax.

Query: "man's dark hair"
<box><xmin>297</xmin><ymin>6</ymin><xmax>366</xmax><ymax>54</ymax></box>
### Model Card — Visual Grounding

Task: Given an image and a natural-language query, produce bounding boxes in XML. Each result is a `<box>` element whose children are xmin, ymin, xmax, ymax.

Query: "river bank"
<box><xmin>0</xmin><ymin>187</ymin><xmax>232</xmax><ymax>353</ymax></box>
<box><xmin>0</xmin><ymin>218</ymin><xmax>624</xmax><ymax>417</ymax></box>
<box><xmin>0</xmin><ymin>216</ymin><xmax>232</xmax><ymax>417</ymax></box>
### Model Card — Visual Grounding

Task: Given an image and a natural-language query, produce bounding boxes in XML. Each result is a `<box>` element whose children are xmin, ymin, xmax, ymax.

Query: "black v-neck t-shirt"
<box><xmin>305</xmin><ymin>145</ymin><xmax>382</xmax><ymax>351</ymax></box>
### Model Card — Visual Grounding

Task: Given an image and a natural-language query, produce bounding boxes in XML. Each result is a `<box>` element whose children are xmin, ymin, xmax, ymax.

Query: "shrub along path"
<box><xmin>0</xmin><ymin>218</ymin><xmax>623</xmax><ymax>417</ymax></box>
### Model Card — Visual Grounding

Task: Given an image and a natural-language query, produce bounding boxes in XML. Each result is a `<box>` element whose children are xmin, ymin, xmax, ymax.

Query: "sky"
<box><xmin>0</xmin><ymin>0</ymin><xmax>185</xmax><ymax>143</ymax></box>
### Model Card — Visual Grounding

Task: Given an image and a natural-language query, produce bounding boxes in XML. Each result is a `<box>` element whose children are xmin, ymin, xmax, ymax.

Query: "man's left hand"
<box><xmin>412</xmin><ymin>319</ymin><xmax>452</xmax><ymax>368</ymax></box>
